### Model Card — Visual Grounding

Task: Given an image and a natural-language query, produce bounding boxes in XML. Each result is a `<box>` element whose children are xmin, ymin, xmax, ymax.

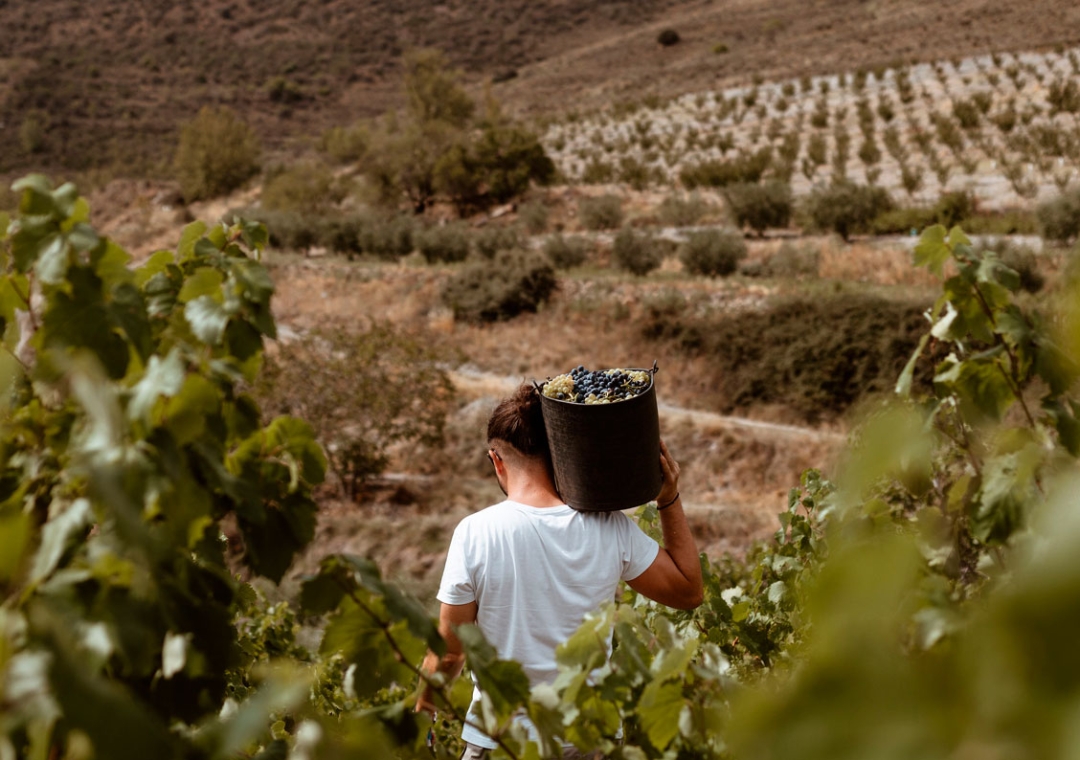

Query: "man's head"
<box><xmin>486</xmin><ymin>383</ymin><xmax>552</xmax><ymax>492</ymax></box>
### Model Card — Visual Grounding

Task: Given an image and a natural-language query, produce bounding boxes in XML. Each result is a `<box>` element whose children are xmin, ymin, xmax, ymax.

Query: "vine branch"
<box><xmin>339</xmin><ymin>582</ymin><xmax>524</xmax><ymax>760</ymax></box>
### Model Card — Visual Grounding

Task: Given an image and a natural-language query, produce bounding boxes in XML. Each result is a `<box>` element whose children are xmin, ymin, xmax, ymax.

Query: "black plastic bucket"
<box><xmin>538</xmin><ymin>366</ymin><xmax>661</xmax><ymax>512</ymax></box>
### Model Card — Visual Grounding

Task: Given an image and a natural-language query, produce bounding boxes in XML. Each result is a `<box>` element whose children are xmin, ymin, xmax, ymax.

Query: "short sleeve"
<box><xmin>437</xmin><ymin>522</ymin><xmax>476</xmax><ymax>605</ymax></box>
<box><xmin>617</xmin><ymin>513</ymin><xmax>660</xmax><ymax>581</ymax></box>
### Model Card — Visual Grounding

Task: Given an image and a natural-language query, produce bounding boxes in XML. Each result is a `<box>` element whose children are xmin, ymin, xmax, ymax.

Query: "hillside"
<box><xmin>2</xmin><ymin>0</ymin><xmax>1079</xmax><ymax>178</ymax></box>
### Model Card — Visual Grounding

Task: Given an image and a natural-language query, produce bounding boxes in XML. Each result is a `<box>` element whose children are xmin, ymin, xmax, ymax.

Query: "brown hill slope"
<box><xmin>1</xmin><ymin>0</ymin><xmax>1077</xmax><ymax>178</ymax></box>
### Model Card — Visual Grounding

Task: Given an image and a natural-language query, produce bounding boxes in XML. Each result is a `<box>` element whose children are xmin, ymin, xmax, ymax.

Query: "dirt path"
<box><xmin>448</xmin><ymin>365</ymin><xmax>844</xmax><ymax>443</ymax></box>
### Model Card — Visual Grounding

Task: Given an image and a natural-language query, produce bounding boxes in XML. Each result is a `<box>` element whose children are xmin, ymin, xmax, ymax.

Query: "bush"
<box><xmin>1037</xmin><ymin>188</ymin><xmax>1080</xmax><ymax>243</ymax></box>
<box><xmin>870</xmin><ymin>192</ymin><xmax>978</xmax><ymax>236</ymax></box>
<box><xmin>518</xmin><ymin>201</ymin><xmax>549</xmax><ymax>234</ymax></box>
<box><xmin>472</xmin><ymin>225</ymin><xmax>521</xmax><ymax>259</ymax></box>
<box><xmin>174</xmin><ymin>106</ymin><xmax>260</xmax><ymax>202</ymax></box>
<box><xmin>657</xmin><ymin>192</ymin><xmax>712</xmax><ymax>227</ymax></box>
<box><xmin>612</xmin><ymin>227</ymin><xmax>663</xmax><ymax>276</ymax></box>
<box><xmin>723</xmin><ymin>181</ymin><xmax>793</xmax><ymax>235</ymax></box>
<box><xmin>319</xmin><ymin>122</ymin><xmax>369</xmax><ymax>164</ymax></box>
<box><xmin>255</xmin><ymin>325</ymin><xmax>454</xmax><ymax>496</ymax></box>
<box><xmin>657</xmin><ymin>29</ymin><xmax>681</xmax><ymax>46</ymax></box>
<box><xmin>803</xmin><ymin>182</ymin><xmax>895</xmax><ymax>241</ymax></box>
<box><xmin>415</xmin><ymin>222</ymin><xmax>471</xmax><ymax>263</ymax></box>
<box><xmin>543</xmin><ymin>234</ymin><xmax>591</xmax><ymax>269</ymax></box>
<box><xmin>441</xmin><ymin>249</ymin><xmax>557</xmax><ymax>322</ymax></box>
<box><xmin>680</xmin><ymin>228</ymin><xmax>746</xmax><ymax>276</ymax></box>
<box><xmin>680</xmin><ymin>148</ymin><xmax>773</xmax><ymax>188</ymax></box>
<box><xmin>358</xmin><ymin>214</ymin><xmax>417</xmax><ymax>259</ymax></box>
<box><xmin>233</xmin><ymin>206</ymin><xmax>366</xmax><ymax>256</ymax></box>
<box><xmin>261</xmin><ymin>163</ymin><xmax>344</xmax><ymax>216</ymax></box>
<box><xmin>761</xmin><ymin>241</ymin><xmax>820</xmax><ymax>278</ymax></box>
<box><xmin>978</xmin><ymin>240</ymin><xmax>1044</xmax><ymax>293</ymax></box>
<box><xmin>578</xmin><ymin>194</ymin><xmax>624</xmax><ymax>230</ymax></box>
<box><xmin>642</xmin><ymin>293</ymin><xmax>933</xmax><ymax>422</ymax></box>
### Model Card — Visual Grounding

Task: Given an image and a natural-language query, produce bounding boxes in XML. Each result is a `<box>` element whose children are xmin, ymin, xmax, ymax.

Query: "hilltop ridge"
<box><xmin>1</xmin><ymin>0</ymin><xmax>1077</xmax><ymax>178</ymax></box>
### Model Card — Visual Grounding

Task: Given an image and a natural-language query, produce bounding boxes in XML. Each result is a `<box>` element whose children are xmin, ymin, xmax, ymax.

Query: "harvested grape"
<box><xmin>541</xmin><ymin>366</ymin><xmax>652</xmax><ymax>404</ymax></box>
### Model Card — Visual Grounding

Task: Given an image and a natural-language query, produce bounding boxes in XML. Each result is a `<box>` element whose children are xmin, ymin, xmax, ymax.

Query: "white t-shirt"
<box><xmin>437</xmin><ymin>500</ymin><xmax>660</xmax><ymax>749</ymax></box>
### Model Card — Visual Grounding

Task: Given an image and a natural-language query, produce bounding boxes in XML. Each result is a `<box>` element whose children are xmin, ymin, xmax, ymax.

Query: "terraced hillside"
<box><xmin>2</xmin><ymin>0</ymin><xmax>1078</xmax><ymax>179</ymax></box>
<box><xmin>543</xmin><ymin>46</ymin><xmax>1080</xmax><ymax>209</ymax></box>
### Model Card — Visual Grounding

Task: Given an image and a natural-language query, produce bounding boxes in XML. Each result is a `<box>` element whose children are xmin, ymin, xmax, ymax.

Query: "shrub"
<box><xmin>543</xmin><ymin>234</ymin><xmax>591</xmax><ymax>269</ymax></box>
<box><xmin>266</xmin><ymin>77</ymin><xmax>303</xmax><ymax>104</ymax></box>
<box><xmin>580</xmin><ymin>158</ymin><xmax>616</xmax><ymax>184</ymax></box>
<box><xmin>761</xmin><ymin>241</ymin><xmax>820</xmax><ymax>278</ymax></box>
<box><xmin>723</xmin><ymin>181</ymin><xmax>793</xmax><ymax>235</ymax></box>
<box><xmin>612</xmin><ymin>227</ymin><xmax>663</xmax><ymax>276</ymax></box>
<box><xmin>356</xmin><ymin>214</ymin><xmax>416</xmax><ymax>259</ymax></box>
<box><xmin>472</xmin><ymin>225</ymin><xmax>521</xmax><ymax>259</ymax></box>
<box><xmin>657</xmin><ymin>192</ymin><xmax>712</xmax><ymax>227</ymax></box>
<box><xmin>578</xmin><ymin>194</ymin><xmax>624</xmax><ymax>230</ymax></box>
<box><xmin>518</xmin><ymin>201</ymin><xmax>549</xmax><ymax>234</ymax></box>
<box><xmin>19</xmin><ymin>112</ymin><xmax>46</xmax><ymax>154</ymax></box>
<box><xmin>255</xmin><ymin>325</ymin><xmax>454</xmax><ymax>496</ymax></box>
<box><xmin>174</xmin><ymin>105</ymin><xmax>260</xmax><ymax>201</ymax></box>
<box><xmin>680</xmin><ymin>147</ymin><xmax>773</xmax><ymax>188</ymax></box>
<box><xmin>680</xmin><ymin>228</ymin><xmax>746</xmax><ymax>276</ymax></box>
<box><xmin>1037</xmin><ymin>188</ymin><xmax>1080</xmax><ymax>243</ymax></box>
<box><xmin>415</xmin><ymin>222</ymin><xmax>471</xmax><ymax>263</ymax></box>
<box><xmin>441</xmin><ymin>249</ymin><xmax>557</xmax><ymax>322</ymax></box>
<box><xmin>260</xmin><ymin>163</ymin><xmax>344</xmax><ymax>216</ymax></box>
<box><xmin>977</xmin><ymin>240</ymin><xmax>1044</xmax><ymax>293</ymax></box>
<box><xmin>657</xmin><ymin>29</ymin><xmax>681</xmax><ymax>46</ymax></box>
<box><xmin>802</xmin><ymin>182</ymin><xmax>895</xmax><ymax>241</ymax></box>
<box><xmin>642</xmin><ymin>294</ymin><xmax>933</xmax><ymax>422</ymax></box>
<box><xmin>319</xmin><ymin>122</ymin><xmax>369</xmax><ymax>164</ymax></box>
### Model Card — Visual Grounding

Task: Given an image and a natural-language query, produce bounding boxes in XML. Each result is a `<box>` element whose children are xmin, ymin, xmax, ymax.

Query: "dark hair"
<box><xmin>487</xmin><ymin>383</ymin><xmax>549</xmax><ymax>459</ymax></box>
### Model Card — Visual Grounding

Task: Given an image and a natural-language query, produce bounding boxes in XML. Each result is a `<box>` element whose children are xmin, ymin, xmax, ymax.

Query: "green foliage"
<box><xmin>644</xmin><ymin>292</ymin><xmax>932</xmax><ymax>421</ymax></box>
<box><xmin>358</xmin><ymin>213</ymin><xmax>417</xmax><ymax>259</ymax></box>
<box><xmin>723</xmin><ymin>181</ymin><xmax>793</xmax><ymax>235</ymax></box>
<box><xmin>361</xmin><ymin>49</ymin><xmax>552</xmax><ymax>214</ymax></box>
<box><xmin>174</xmin><ymin>106</ymin><xmax>261</xmax><ymax>202</ymax></box>
<box><xmin>803</xmin><ymin>181</ymin><xmax>895</xmax><ymax>241</ymax></box>
<box><xmin>0</xmin><ymin>175</ymin><xmax>326</xmax><ymax>758</ymax></box>
<box><xmin>680</xmin><ymin>147</ymin><xmax>773</xmax><ymax>188</ymax></box>
<box><xmin>441</xmin><ymin>249</ymin><xmax>557</xmax><ymax>322</ymax></box>
<box><xmin>612</xmin><ymin>227</ymin><xmax>663</xmax><ymax>276</ymax></box>
<box><xmin>542</xmin><ymin>233</ymin><xmax>590</xmax><ymax>270</ymax></box>
<box><xmin>759</xmin><ymin>240</ymin><xmax>820</xmax><ymax>279</ymax></box>
<box><xmin>416</xmin><ymin>222</ymin><xmax>472</xmax><ymax>264</ymax></box>
<box><xmin>577</xmin><ymin>194</ymin><xmax>624</xmax><ymax>231</ymax></box>
<box><xmin>870</xmin><ymin>192</ymin><xmax>977</xmax><ymax>236</ymax></box>
<box><xmin>319</xmin><ymin>122</ymin><xmax>370</xmax><ymax>164</ymax></box>
<box><xmin>517</xmin><ymin>201</ymin><xmax>549</xmax><ymax>234</ymax></box>
<box><xmin>266</xmin><ymin>76</ymin><xmax>303</xmax><ymax>104</ymax></box>
<box><xmin>1037</xmin><ymin>187</ymin><xmax>1080</xmax><ymax>243</ymax></box>
<box><xmin>255</xmin><ymin>325</ymin><xmax>455</xmax><ymax>496</ymax></box>
<box><xmin>680</xmin><ymin>228</ymin><xmax>746</xmax><ymax>277</ymax></box>
<box><xmin>19</xmin><ymin>112</ymin><xmax>47</xmax><ymax>154</ymax></box>
<box><xmin>260</xmin><ymin>163</ymin><xmax>346</xmax><ymax>216</ymax></box>
<box><xmin>657</xmin><ymin>192</ymin><xmax>712</xmax><ymax>227</ymax></box>
<box><xmin>473</xmin><ymin>225</ymin><xmax>522</xmax><ymax>260</ymax></box>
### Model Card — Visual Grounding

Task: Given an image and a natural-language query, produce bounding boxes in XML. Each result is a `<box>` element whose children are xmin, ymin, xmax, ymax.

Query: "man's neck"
<box><xmin>504</xmin><ymin>474</ymin><xmax>564</xmax><ymax>508</ymax></box>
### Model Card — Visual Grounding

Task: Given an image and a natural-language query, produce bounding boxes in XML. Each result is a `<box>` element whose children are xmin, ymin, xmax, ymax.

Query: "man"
<box><xmin>416</xmin><ymin>383</ymin><xmax>703</xmax><ymax>759</ymax></box>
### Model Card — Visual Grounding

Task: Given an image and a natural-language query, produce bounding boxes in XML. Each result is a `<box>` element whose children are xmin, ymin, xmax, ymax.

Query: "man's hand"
<box><xmin>415</xmin><ymin>601</ymin><xmax>476</xmax><ymax>714</ymax></box>
<box><xmin>656</xmin><ymin>439</ymin><xmax>681</xmax><ymax>506</ymax></box>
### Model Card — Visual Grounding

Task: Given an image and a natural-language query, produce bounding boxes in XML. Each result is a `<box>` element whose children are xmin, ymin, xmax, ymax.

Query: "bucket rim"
<box><xmin>535</xmin><ymin>363</ymin><xmax>658</xmax><ymax>406</ymax></box>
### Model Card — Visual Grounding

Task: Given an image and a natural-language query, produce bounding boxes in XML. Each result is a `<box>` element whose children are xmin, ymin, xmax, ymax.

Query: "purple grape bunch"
<box><xmin>542</xmin><ymin>365</ymin><xmax>651</xmax><ymax>404</ymax></box>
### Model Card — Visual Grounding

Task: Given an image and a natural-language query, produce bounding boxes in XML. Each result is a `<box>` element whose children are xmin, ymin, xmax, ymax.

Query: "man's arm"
<box><xmin>626</xmin><ymin>440</ymin><xmax>704</xmax><ymax>610</ymax></box>
<box><xmin>416</xmin><ymin>601</ymin><xmax>478</xmax><ymax>714</ymax></box>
